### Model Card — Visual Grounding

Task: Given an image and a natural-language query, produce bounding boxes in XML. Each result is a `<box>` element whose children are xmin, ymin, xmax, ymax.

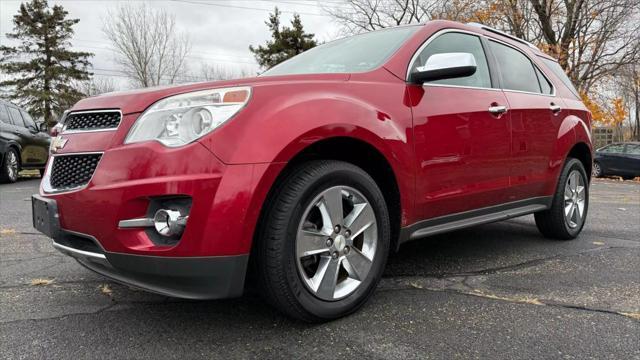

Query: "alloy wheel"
<box><xmin>593</xmin><ymin>162</ymin><xmax>601</xmax><ymax>177</ymax></box>
<box><xmin>563</xmin><ymin>170</ymin><xmax>586</xmax><ymax>229</ymax></box>
<box><xmin>6</xmin><ymin>151</ymin><xmax>18</xmax><ymax>182</ymax></box>
<box><xmin>296</xmin><ymin>185</ymin><xmax>378</xmax><ymax>301</ymax></box>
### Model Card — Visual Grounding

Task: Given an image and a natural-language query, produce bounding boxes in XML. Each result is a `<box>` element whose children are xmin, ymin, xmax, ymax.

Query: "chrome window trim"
<box><xmin>485</xmin><ymin>37</ymin><xmax>557</xmax><ymax>97</ymax></box>
<box><xmin>42</xmin><ymin>151</ymin><xmax>104</xmax><ymax>194</ymax></box>
<box><xmin>407</xmin><ymin>28</ymin><xmax>557</xmax><ymax>97</ymax></box>
<box><xmin>61</xmin><ymin>109</ymin><xmax>122</xmax><ymax>134</ymax></box>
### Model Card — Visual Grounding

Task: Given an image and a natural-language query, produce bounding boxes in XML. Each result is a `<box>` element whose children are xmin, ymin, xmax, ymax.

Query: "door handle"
<box><xmin>488</xmin><ymin>105</ymin><xmax>508</xmax><ymax>115</ymax></box>
<box><xmin>550</xmin><ymin>103</ymin><xmax>562</xmax><ymax>115</ymax></box>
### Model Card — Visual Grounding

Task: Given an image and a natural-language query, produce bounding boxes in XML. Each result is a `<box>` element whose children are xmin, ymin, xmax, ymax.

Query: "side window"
<box><xmin>602</xmin><ymin>144</ymin><xmax>624</xmax><ymax>153</ymax></box>
<box><xmin>7</xmin><ymin>107</ymin><xmax>25</xmax><ymax>128</ymax></box>
<box><xmin>489</xmin><ymin>41</ymin><xmax>541</xmax><ymax>93</ymax></box>
<box><xmin>412</xmin><ymin>32</ymin><xmax>492</xmax><ymax>88</ymax></box>
<box><xmin>0</xmin><ymin>105</ymin><xmax>11</xmax><ymax>124</ymax></box>
<box><xmin>535</xmin><ymin>67</ymin><xmax>553</xmax><ymax>95</ymax></box>
<box><xmin>20</xmin><ymin>110</ymin><xmax>37</xmax><ymax>130</ymax></box>
<box><xmin>625</xmin><ymin>144</ymin><xmax>640</xmax><ymax>155</ymax></box>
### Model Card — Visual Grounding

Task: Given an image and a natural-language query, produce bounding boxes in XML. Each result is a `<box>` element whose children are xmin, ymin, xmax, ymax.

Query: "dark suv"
<box><xmin>0</xmin><ymin>100</ymin><xmax>50</xmax><ymax>183</ymax></box>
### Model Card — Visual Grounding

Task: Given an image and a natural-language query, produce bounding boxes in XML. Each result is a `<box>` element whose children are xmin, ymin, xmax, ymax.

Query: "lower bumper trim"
<box><xmin>61</xmin><ymin>245</ymin><xmax>249</xmax><ymax>300</ymax></box>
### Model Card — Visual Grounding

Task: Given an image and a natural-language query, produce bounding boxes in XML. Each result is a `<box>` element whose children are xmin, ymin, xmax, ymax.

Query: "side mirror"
<box><xmin>38</xmin><ymin>122</ymin><xmax>48</xmax><ymax>133</ymax></box>
<box><xmin>410</xmin><ymin>52</ymin><xmax>477</xmax><ymax>84</ymax></box>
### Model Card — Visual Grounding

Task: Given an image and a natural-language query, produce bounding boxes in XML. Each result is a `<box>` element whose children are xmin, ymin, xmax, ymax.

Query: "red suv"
<box><xmin>32</xmin><ymin>21</ymin><xmax>592</xmax><ymax>322</ymax></box>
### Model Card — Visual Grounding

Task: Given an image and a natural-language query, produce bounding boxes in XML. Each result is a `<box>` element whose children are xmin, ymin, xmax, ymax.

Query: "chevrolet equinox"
<box><xmin>32</xmin><ymin>21</ymin><xmax>593</xmax><ymax>322</ymax></box>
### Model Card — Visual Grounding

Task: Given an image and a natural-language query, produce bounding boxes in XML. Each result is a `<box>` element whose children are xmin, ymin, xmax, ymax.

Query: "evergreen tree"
<box><xmin>0</xmin><ymin>0</ymin><xmax>92</xmax><ymax>127</ymax></box>
<box><xmin>250</xmin><ymin>8</ymin><xmax>317</xmax><ymax>69</ymax></box>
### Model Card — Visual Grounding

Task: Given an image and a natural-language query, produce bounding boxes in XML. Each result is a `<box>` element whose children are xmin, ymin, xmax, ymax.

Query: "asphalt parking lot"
<box><xmin>1</xmin><ymin>177</ymin><xmax>638</xmax><ymax>359</ymax></box>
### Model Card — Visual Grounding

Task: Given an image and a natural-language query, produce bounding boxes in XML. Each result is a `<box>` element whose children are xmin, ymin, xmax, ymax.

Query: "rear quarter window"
<box><xmin>540</xmin><ymin>57</ymin><xmax>580</xmax><ymax>98</ymax></box>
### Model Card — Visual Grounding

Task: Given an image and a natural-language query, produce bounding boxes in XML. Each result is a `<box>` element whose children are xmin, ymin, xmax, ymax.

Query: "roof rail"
<box><xmin>466</xmin><ymin>22</ymin><xmax>538</xmax><ymax>50</ymax></box>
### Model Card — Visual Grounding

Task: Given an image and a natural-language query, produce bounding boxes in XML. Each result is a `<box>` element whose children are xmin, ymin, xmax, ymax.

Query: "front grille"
<box><xmin>50</xmin><ymin>154</ymin><xmax>102</xmax><ymax>190</ymax></box>
<box><xmin>64</xmin><ymin>110</ymin><xmax>121</xmax><ymax>131</ymax></box>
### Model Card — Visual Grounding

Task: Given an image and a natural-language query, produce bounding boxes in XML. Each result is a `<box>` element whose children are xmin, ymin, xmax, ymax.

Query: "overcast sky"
<box><xmin>0</xmin><ymin>0</ymin><xmax>345</xmax><ymax>88</ymax></box>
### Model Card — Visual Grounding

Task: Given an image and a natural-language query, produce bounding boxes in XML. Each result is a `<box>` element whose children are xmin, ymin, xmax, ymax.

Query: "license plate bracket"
<box><xmin>32</xmin><ymin>195</ymin><xmax>61</xmax><ymax>239</ymax></box>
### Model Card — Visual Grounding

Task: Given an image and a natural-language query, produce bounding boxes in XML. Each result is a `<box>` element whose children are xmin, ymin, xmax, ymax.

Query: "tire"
<box><xmin>0</xmin><ymin>148</ymin><xmax>20</xmax><ymax>183</ymax></box>
<box><xmin>535</xmin><ymin>158</ymin><xmax>589</xmax><ymax>240</ymax></box>
<box><xmin>592</xmin><ymin>161</ymin><xmax>603</xmax><ymax>178</ymax></box>
<box><xmin>622</xmin><ymin>176</ymin><xmax>635</xmax><ymax>181</ymax></box>
<box><xmin>254</xmin><ymin>160</ymin><xmax>390</xmax><ymax>322</ymax></box>
<box><xmin>38</xmin><ymin>168</ymin><xmax>45</xmax><ymax>177</ymax></box>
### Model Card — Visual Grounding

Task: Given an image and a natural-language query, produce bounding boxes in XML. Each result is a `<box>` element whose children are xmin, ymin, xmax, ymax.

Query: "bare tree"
<box><xmin>102</xmin><ymin>4</ymin><xmax>191</xmax><ymax>87</ymax></box>
<box><xmin>75</xmin><ymin>76</ymin><xmax>119</xmax><ymax>97</ymax></box>
<box><xmin>616</xmin><ymin>64</ymin><xmax>640</xmax><ymax>140</ymax></box>
<box><xmin>199</xmin><ymin>63</ymin><xmax>254</xmax><ymax>81</ymax></box>
<box><xmin>324</xmin><ymin>0</ymin><xmax>640</xmax><ymax>93</ymax></box>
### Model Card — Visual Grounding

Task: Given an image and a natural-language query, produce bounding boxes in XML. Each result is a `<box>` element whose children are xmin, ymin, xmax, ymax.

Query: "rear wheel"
<box><xmin>254</xmin><ymin>160</ymin><xmax>390</xmax><ymax>322</ymax></box>
<box><xmin>535</xmin><ymin>158</ymin><xmax>589</xmax><ymax>240</ymax></box>
<box><xmin>0</xmin><ymin>149</ymin><xmax>20</xmax><ymax>183</ymax></box>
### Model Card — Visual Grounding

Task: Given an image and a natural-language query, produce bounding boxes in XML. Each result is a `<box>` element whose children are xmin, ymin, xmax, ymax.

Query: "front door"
<box><xmin>409</xmin><ymin>31</ymin><xmax>512</xmax><ymax>220</ymax></box>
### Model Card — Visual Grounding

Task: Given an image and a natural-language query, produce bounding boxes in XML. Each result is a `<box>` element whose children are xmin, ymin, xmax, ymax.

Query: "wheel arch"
<box><xmin>249</xmin><ymin>135</ymin><xmax>406</xmax><ymax>257</ymax></box>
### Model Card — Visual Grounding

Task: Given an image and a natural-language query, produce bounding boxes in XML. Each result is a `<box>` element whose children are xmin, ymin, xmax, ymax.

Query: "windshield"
<box><xmin>262</xmin><ymin>25</ymin><xmax>420</xmax><ymax>76</ymax></box>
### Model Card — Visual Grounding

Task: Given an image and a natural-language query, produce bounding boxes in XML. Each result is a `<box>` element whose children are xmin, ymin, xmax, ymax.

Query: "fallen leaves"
<box><xmin>99</xmin><ymin>284</ymin><xmax>113</xmax><ymax>296</ymax></box>
<box><xmin>619</xmin><ymin>312</ymin><xmax>640</xmax><ymax>321</ymax></box>
<box><xmin>0</xmin><ymin>228</ymin><xmax>16</xmax><ymax>236</ymax></box>
<box><xmin>30</xmin><ymin>278</ymin><xmax>54</xmax><ymax>286</ymax></box>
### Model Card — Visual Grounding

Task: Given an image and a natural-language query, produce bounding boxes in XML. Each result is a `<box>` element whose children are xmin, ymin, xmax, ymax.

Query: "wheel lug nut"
<box><xmin>331</xmin><ymin>251</ymin><xmax>339</xmax><ymax>259</ymax></box>
<box><xmin>344</xmin><ymin>246</ymin><xmax>350</xmax><ymax>254</ymax></box>
<box><xmin>334</xmin><ymin>225</ymin><xmax>341</xmax><ymax>233</ymax></box>
<box><xmin>345</xmin><ymin>230</ymin><xmax>351</xmax><ymax>237</ymax></box>
<box><xmin>326</xmin><ymin>238</ymin><xmax>333</xmax><ymax>247</ymax></box>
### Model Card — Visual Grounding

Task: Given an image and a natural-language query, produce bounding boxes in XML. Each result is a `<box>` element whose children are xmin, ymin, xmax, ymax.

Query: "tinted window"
<box><xmin>489</xmin><ymin>41</ymin><xmax>540</xmax><ymax>93</ymax></box>
<box><xmin>7</xmin><ymin>106</ymin><xmax>25</xmax><ymax>127</ymax></box>
<box><xmin>625</xmin><ymin>144</ymin><xmax>640</xmax><ymax>155</ymax></box>
<box><xmin>0</xmin><ymin>105</ymin><xmax>11</xmax><ymax>124</ymax></box>
<box><xmin>412</xmin><ymin>32</ymin><xmax>492</xmax><ymax>88</ymax></box>
<box><xmin>263</xmin><ymin>26</ymin><xmax>419</xmax><ymax>76</ymax></box>
<box><xmin>601</xmin><ymin>144</ymin><xmax>624</xmax><ymax>153</ymax></box>
<box><xmin>20</xmin><ymin>110</ymin><xmax>37</xmax><ymax>129</ymax></box>
<box><xmin>535</xmin><ymin>67</ymin><xmax>553</xmax><ymax>95</ymax></box>
<box><xmin>540</xmin><ymin>57</ymin><xmax>580</xmax><ymax>98</ymax></box>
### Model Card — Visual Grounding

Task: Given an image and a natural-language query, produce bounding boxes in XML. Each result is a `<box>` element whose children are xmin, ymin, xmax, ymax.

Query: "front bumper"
<box><xmin>33</xmin><ymin>194</ymin><xmax>248</xmax><ymax>299</ymax></box>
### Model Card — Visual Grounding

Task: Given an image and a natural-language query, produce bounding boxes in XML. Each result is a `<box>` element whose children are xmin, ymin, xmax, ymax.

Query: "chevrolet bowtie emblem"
<box><xmin>51</xmin><ymin>136</ymin><xmax>68</xmax><ymax>153</ymax></box>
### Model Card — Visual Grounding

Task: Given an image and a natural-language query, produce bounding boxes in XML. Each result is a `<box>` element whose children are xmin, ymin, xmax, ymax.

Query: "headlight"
<box><xmin>124</xmin><ymin>86</ymin><xmax>251</xmax><ymax>147</ymax></box>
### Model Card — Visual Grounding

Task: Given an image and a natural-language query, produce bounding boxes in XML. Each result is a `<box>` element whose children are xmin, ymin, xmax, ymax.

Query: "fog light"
<box><xmin>153</xmin><ymin>209</ymin><xmax>187</xmax><ymax>237</ymax></box>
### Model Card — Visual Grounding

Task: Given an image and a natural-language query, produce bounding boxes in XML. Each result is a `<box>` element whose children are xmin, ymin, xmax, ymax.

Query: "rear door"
<box><xmin>19</xmin><ymin>109</ymin><xmax>49</xmax><ymax>166</ymax></box>
<box><xmin>487</xmin><ymin>39</ymin><xmax>561</xmax><ymax>201</ymax></box>
<box><xmin>599</xmin><ymin>143</ymin><xmax>626</xmax><ymax>174</ymax></box>
<box><xmin>622</xmin><ymin>143</ymin><xmax>640</xmax><ymax>177</ymax></box>
<box><xmin>6</xmin><ymin>105</ymin><xmax>34</xmax><ymax>166</ymax></box>
<box><xmin>409</xmin><ymin>31</ymin><xmax>512</xmax><ymax>220</ymax></box>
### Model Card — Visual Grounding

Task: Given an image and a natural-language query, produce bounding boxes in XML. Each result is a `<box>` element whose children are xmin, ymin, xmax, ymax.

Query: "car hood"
<box><xmin>70</xmin><ymin>73</ymin><xmax>350</xmax><ymax>115</ymax></box>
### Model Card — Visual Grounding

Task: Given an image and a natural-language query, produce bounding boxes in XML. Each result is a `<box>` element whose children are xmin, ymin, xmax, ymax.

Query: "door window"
<box><xmin>489</xmin><ymin>41</ymin><xmax>541</xmax><ymax>93</ymax></box>
<box><xmin>7</xmin><ymin>107</ymin><xmax>25</xmax><ymax>127</ymax></box>
<box><xmin>20</xmin><ymin>110</ymin><xmax>37</xmax><ymax>130</ymax></box>
<box><xmin>601</xmin><ymin>144</ymin><xmax>625</xmax><ymax>153</ymax></box>
<box><xmin>625</xmin><ymin>144</ymin><xmax>640</xmax><ymax>155</ymax></box>
<box><xmin>535</xmin><ymin>67</ymin><xmax>553</xmax><ymax>95</ymax></box>
<box><xmin>411</xmin><ymin>32</ymin><xmax>492</xmax><ymax>88</ymax></box>
<box><xmin>0</xmin><ymin>105</ymin><xmax>11</xmax><ymax>124</ymax></box>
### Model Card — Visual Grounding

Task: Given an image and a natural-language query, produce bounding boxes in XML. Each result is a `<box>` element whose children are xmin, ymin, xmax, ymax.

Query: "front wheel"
<box><xmin>0</xmin><ymin>149</ymin><xmax>20</xmax><ymax>183</ymax></box>
<box><xmin>535</xmin><ymin>158</ymin><xmax>589</xmax><ymax>240</ymax></box>
<box><xmin>254</xmin><ymin>160</ymin><xmax>390</xmax><ymax>322</ymax></box>
<box><xmin>592</xmin><ymin>161</ymin><xmax>603</xmax><ymax>177</ymax></box>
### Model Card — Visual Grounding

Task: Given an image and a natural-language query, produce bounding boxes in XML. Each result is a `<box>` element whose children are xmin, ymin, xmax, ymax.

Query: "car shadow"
<box><xmin>97</xmin><ymin>218</ymin><xmax>572</xmax><ymax>329</ymax></box>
